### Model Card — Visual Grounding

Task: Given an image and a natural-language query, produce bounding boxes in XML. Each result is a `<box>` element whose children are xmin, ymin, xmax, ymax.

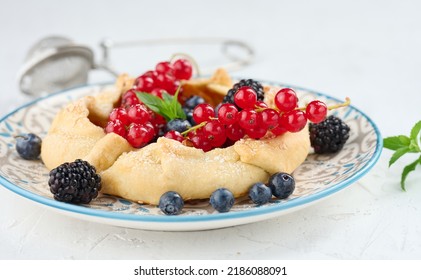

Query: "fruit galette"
<box><xmin>36</xmin><ymin>58</ymin><xmax>350</xmax><ymax>214</ymax></box>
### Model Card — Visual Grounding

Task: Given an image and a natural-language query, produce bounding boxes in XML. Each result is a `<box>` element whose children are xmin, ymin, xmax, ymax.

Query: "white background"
<box><xmin>0</xmin><ymin>0</ymin><xmax>421</xmax><ymax>260</ymax></box>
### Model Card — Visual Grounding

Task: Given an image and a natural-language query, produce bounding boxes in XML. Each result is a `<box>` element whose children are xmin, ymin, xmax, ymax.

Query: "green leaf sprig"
<box><xmin>135</xmin><ymin>88</ymin><xmax>186</xmax><ymax>122</ymax></box>
<box><xmin>383</xmin><ymin>120</ymin><xmax>421</xmax><ymax>190</ymax></box>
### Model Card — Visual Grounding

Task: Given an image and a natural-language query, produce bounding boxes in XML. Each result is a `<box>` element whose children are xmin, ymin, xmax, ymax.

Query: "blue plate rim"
<box><xmin>0</xmin><ymin>82</ymin><xmax>383</xmax><ymax>224</ymax></box>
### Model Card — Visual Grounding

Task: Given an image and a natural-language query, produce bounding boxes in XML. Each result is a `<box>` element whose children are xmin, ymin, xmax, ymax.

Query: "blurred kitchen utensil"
<box><xmin>17</xmin><ymin>36</ymin><xmax>254</xmax><ymax>97</ymax></box>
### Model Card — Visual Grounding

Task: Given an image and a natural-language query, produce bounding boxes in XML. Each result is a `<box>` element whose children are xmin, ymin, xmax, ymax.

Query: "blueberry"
<box><xmin>165</xmin><ymin>118</ymin><xmax>191</xmax><ymax>133</ymax></box>
<box><xmin>210</xmin><ymin>188</ymin><xmax>235</xmax><ymax>213</ymax></box>
<box><xmin>248</xmin><ymin>182</ymin><xmax>272</xmax><ymax>205</ymax></box>
<box><xmin>159</xmin><ymin>191</ymin><xmax>184</xmax><ymax>215</ymax></box>
<box><xmin>184</xmin><ymin>95</ymin><xmax>205</xmax><ymax>110</ymax></box>
<box><xmin>183</xmin><ymin>108</ymin><xmax>196</xmax><ymax>126</ymax></box>
<box><xmin>15</xmin><ymin>133</ymin><xmax>42</xmax><ymax>160</ymax></box>
<box><xmin>267</xmin><ymin>172</ymin><xmax>295</xmax><ymax>199</ymax></box>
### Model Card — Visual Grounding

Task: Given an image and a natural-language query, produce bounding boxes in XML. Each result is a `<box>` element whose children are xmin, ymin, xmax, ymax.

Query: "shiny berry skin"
<box><xmin>155</xmin><ymin>61</ymin><xmax>173</xmax><ymax>74</ymax></box>
<box><xmin>226</xmin><ymin>123</ymin><xmax>245</xmax><ymax>141</ymax></box>
<box><xmin>274</xmin><ymin>88</ymin><xmax>298</xmax><ymax>112</ymax></box>
<box><xmin>127</xmin><ymin>104</ymin><xmax>150</xmax><ymax>124</ymax></box>
<box><xmin>188</xmin><ymin>131</ymin><xmax>213</xmax><ymax>152</ymax></box>
<box><xmin>126</xmin><ymin>123</ymin><xmax>155</xmax><ymax>148</ymax></box>
<box><xmin>258</xmin><ymin>109</ymin><xmax>280</xmax><ymax>130</ymax></box>
<box><xmin>280</xmin><ymin>110</ymin><xmax>307</xmax><ymax>132</ymax></box>
<box><xmin>15</xmin><ymin>133</ymin><xmax>42</xmax><ymax>160</ymax></box>
<box><xmin>306</xmin><ymin>100</ymin><xmax>328</xmax><ymax>123</ymax></box>
<box><xmin>217</xmin><ymin>103</ymin><xmax>239</xmax><ymax>125</ymax></box>
<box><xmin>121</xmin><ymin>89</ymin><xmax>140</xmax><ymax>108</ymax></box>
<box><xmin>165</xmin><ymin>118</ymin><xmax>191</xmax><ymax>133</ymax></box>
<box><xmin>255</xmin><ymin>100</ymin><xmax>268</xmax><ymax>109</ymax></box>
<box><xmin>210</xmin><ymin>188</ymin><xmax>235</xmax><ymax>213</ymax></box>
<box><xmin>172</xmin><ymin>59</ymin><xmax>193</xmax><ymax>80</ymax></box>
<box><xmin>267</xmin><ymin>172</ymin><xmax>295</xmax><ymax>199</ymax></box>
<box><xmin>142</xmin><ymin>70</ymin><xmax>159</xmax><ymax>81</ymax></box>
<box><xmin>193</xmin><ymin>103</ymin><xmax>215</xmax><ymax>124</ymax></box>
<box><xmin>156</xmin><ymin>73</ymin><xmax>176</xmax><ymax>94</ymax></box>
<box><xmin>238</xmin><ymin>109</ymin><xmax>258</xmax><ymax>130</ymax></box>
<box><xmin>270</xmin><ymin>122</ymin><xmax>287</xmax><ymax>136</ymax></box>
<box><xmin>104</xmin><ymin>120</ymin><xmax>126</xmax><ymax>138</ymax></box>
<box><xmin>249</xmin><ymin>183</ymin><xmax>272</xmax><ymax>205</ymax></box>
<box><xmin>234</xmin><ymin>86</ymin><xmax>257</xmax><ymax>109</ymax></box>
<box><xmin>203</xmin><ymin>120</ymin><xmax>227</xmax><ymax>147</ymax></box>
<box><xmin>159</xmin><ymin>191</ymin><xmax>184</xmax><ymax>215</ymax></box>
<box><xmin>134</xmin><ymin>75</ymin><xmax>155</xmax><ymax>92</ymax></box>
<box><xmin>164</xmin><ymin>130</ymin><xmax>184</xmax><ymax>142</ymax></box>
<box><xmin>245</xmin><ymin>127</ymin><xmax>267</xmax><ymax>139</ymax></box>
<box><xmin>108</xmin><ymin>107</ymin><xmax>129</xmax><ymax>125</ymax></box>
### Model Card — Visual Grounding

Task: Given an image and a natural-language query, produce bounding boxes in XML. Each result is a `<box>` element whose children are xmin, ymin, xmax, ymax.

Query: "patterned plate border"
<box><xmin>0</xmin><ymin>82</ymin><xmax>382</xmax><ymax>230</ymax></box>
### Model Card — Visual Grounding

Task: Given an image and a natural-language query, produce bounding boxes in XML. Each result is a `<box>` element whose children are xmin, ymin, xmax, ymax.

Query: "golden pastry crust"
<box><xmin>41</xmin><ymin>71</ymin><xmax>310</xmax><ymax>205</ymax></box>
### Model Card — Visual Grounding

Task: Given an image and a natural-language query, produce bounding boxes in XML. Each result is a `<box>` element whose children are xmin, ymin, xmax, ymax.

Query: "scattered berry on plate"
<box><xmin>159</xmin><ymin>191</ymin><xmax>184</xmax><ymax>215</ymax></box>
<box><xmin>15</xmin><ymin>133</ymin><xmax>42</xmax><ymax>160</ymax></box>
<box><xmin>210</xmin><ymin>188</ymin><xmax>235</xmax><ymax>213</ymax></box>
<box><xmin>248</xmin><ymin>182</ymin><xmax>272</xmax><ymax>205</ymax></box>
<box><xmin>309</xmin><ymin>115</ymin><xmax>350</xmax><ymax>154</ymax></box>
<box><xmin>267</xmin><ymin>172</ymin><xmax>295</xmax><ymax>199</ymax></box>
<box><xmin>48</xmin><ymin>159</ymin><xmax>101</xmax><ymax>204</ymax></box>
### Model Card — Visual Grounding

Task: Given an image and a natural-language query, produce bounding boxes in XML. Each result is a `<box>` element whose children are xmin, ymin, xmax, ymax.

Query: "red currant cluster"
<box><xmin>165</xmin><ymin>86</ymin><xmax>331</xmax><ymax>152</ymax></box>
<box><xmin>104</xmin><ymin>59</ymin><xmax>193</xmax><ymax>148</ymax></box>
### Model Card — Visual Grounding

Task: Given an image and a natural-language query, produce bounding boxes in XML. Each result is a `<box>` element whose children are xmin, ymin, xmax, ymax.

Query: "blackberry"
<box><xmin>223</xmin><ymin>79</ymin><xmax>264</xmax><ymax>105</ymax></box>
<box><xmin>309</xmin><ymin>115</ymin><xmax>350</xmax><ymax>154</ymax></box>
<box><xmin>48</xmin><ymin>159</ymin><xmax>101</xmax><ymax>204</ymax></box>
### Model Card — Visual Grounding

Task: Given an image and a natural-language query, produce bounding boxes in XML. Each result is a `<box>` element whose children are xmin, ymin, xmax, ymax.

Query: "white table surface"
<box><xmin>1</xmin><ymin>0</ymin><xmax>420</xmax><ymax>260</ymax></box>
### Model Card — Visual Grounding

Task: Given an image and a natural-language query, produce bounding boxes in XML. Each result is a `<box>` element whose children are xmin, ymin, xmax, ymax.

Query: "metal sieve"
<box><xmin>17</xmin><ymin>36</ymin><xmax>255</xmax><ymax>97</ymax></box>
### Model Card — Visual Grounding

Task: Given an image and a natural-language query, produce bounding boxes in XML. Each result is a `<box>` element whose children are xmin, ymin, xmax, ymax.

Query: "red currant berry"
<box><xmin>164</xmin><ymin>130</ymin><xmax>184</xmax><ymax>143</ymax></box>
<box><xmin>104</xmin><ymin>120</ymin><xmax>126</xmax><ymax>138</ymax></box>
<box><xmin>155</xmin><ymin>61</ymin><xmax>173</xmax><ymax>74</ymax></box>
<box><xmin>121</xmin><ymin>89</ymin><xmax>140</xmax><ymax>108</ymax></box>
<box><xmin>172</xmin><ymin>59</ymin><xmax>193</xmax><ymax>80</ymax></box>
<box><xmin>127</xmin><ymin>104</ymin><xmax>151</xmax><ymax>124</ymax></box>
<box><xmin>203</xmin><ymin>120</ymin><xmax>227</xmax><ymax>147</ymax></box>
<box><xmin>234</xmin><ymin>86</ymin><xmax>257</xmax><ymax>109</ymax></box>
<box><xmin>305</xmin><ymin>100</ymin><xmax>327</xmax><ymax>123</ymax></box>
<box><xmin>280</xmin><ymin>110</ymin><xmax>307</xmax><ymax>132</ymax></box>
<box><xmin>134</xmin><ymin>75</ymin><xmax>155</xmax><ymax>92</ymax></box>
<box><xmin>150</xmin><ymin>113</ymin><xmax>167</xmax><ymax>135</ymax></box>
<box><xmin>217</xmin><ymin>103</ymin><xmax>239</xmax><ymax>125</ymax></box>
<box><xmin>126</xmin><ymin>123</ymin><xmax>155</xmax><ymax>148</ymax></box>
<box><xmin>270</xmin><ymin>116</ymin><xmax>287</xmax><ymax>136</ymax></box>
<box><xmin>225</xmin><ymin>123</ymin><xmax>245</xmax><ymax>141</ymax></box>
<box><xmin>142</xmin><ymin>70</ymin><xmax>158</xmax><ymax>81</ymax></box>
<box><xmin>245</xmin><ymin>127</ymin><xmax>267</xmax><ymax>139</ymax></box>
<box><xmin>258</xmin><ymin>109</ymin><xmax>280</xmax><ymax>130</ymax></box>
<box><xmin>188</xmin><ymin>132</ymin><xmax>212</xmax><ymax>152</ymax></box>
<box><xmin>255</xmin><ymin>100</ymin><xmax>268</xmax><ymax>109</ymax></box>
<box><xmin>193</xmin><ymin>103</ymin><xmax>215</xmax><ymax>124</ymax></box>
<box><xmin>275</xmin><ymin>88</ymin><xmax>298</xmax><ymax>112</ymax></box>
<box><xmin>108</xmin><ymin>107</ymin><xmax>129</xmax><ymax>125</ymax></box>
<box><xmin>156</xmin><ymin>73</ymin><xmax>176</xmax><ymax>94</ymax></box>
<box><xmin>238</xmin><ymin>108</ymin><xmax>259</xmax><ymax>130</ymax></box>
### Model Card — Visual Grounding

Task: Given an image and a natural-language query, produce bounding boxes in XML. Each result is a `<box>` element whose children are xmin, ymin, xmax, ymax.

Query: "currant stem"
<box><xmin>297</xmin><ymin>97</ymin><xmax>351</xmax><ymax>111</ymax></box>
<box><xmin>181</xmin><ymin>121</ymin><xmax>207</xmax><ymax>136</ymax></box>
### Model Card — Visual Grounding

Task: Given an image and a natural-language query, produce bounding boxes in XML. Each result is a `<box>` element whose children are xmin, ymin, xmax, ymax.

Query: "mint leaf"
<box><xmin>410</xmin><ymin>121</ymin><xmax>421</xmax><ymax>140</ymax></box>
<box><xmin>389</xmin><ymin>147</ymin><xmax>411</xmax><ymax>167</ymax></box>
<box><xmin>383</xmin><ymin>135</ymin><xmax>410</xmax><ymax>151</ymax></box>
<box><xmin>385</xmin><ymin>120</ymin><xmax>421</xmax><ymax>190</ymax></box>
<box><xmin>136</xmin><ymin>91</ymin><xmax>186</xmax><ymax>122</ymax></box>
<box><xmin>401</xmin><ymin>156</ymin><xmax>421</xmax><ymax>191</ymax></box>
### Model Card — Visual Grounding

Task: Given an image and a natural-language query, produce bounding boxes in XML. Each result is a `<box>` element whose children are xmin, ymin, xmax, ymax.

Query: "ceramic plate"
<box><xmin>0</xmin><ymin>82</ymin><xmax>382</xmax><ymax>231</ymax></box>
